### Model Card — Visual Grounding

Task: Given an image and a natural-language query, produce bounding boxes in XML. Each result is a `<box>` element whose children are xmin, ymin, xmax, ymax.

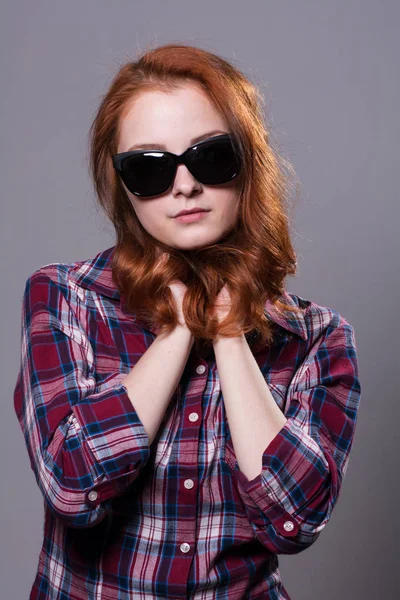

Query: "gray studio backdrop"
<box><xmin>1</xmin><ymin>1</ymin><xmax>398</xmax><ymax>599</ymax></box>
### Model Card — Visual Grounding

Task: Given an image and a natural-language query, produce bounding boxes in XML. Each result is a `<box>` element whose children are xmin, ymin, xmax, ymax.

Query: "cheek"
<box><xmin>139</xmin><ymin>208</ymin><xmax>174</xmax><ymax>241</ymax></box>
<box><xmin>219</xmin><ymin>193</ymin><xmax>241</xmax><ymax>222</ymax></box>
<box><xmin>135</xmin><ymin>208</ymin><xmax>159</xmax><ymax>232</ymax></box>
<box><xmin>128</xmin><ymin>195</ymin><xmax>161</xmax><ymax>228</ymax></box>
<box><xmin>127</xmin><ymin>199</ymin><xmax>150</xmax><ymax>229</ymax></box>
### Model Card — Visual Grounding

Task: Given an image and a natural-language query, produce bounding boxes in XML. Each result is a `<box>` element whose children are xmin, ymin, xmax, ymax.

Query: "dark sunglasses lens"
<box><xmin>189</xmin><ymin>138</ymin><xmax>241</xmax><ymax>184</ymax></box>
<box><xmin>121</xmin><ymin>153</ymin><xmax>174</xmax><ymax>196</ymax></box>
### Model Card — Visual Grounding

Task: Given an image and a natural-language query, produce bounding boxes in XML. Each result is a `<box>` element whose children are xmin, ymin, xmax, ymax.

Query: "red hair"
<box><xmin>87</xmin><ymin>43</ymin><xmax>304</xmax><ymax>355</ymax></box>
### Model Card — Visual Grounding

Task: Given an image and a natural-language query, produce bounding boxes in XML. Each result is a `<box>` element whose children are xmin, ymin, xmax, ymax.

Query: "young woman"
<box><xmin>14</xmin><ymin>43</ymin><xmax>361</xmax><ymax>599</ymax></box>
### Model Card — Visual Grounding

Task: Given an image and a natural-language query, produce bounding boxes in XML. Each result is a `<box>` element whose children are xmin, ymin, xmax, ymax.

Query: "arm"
<box><xmin>213</xmin><ymin>319</ymin><xmax>361</xmax><ymax>555</ymax></box>
<box><xmin>13</xmin><ymin>270</ymin><xmax>193</xmax><ymax>529</ymax></box>
<box><xmin>213</xmin><ymin>333</ymin><xmax>288</xmax><ymax>482</ymax></box>
<box><xmin>121</xmin><ymin>324</ymin><xmax>195</xmax><ymax>445</ymax></box>
<box><xmin>121</xmin><ymin>276</ymin><xmax>195</xmax><ymax>445</ymax></box>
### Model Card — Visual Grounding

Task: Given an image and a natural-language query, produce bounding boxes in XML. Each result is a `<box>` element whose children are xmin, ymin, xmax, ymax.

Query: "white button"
<box><xmin>180</xmin><ymin>543</ymin><xmax>191</xmax><ymax>553</ymax></box>
<box><xmin>184</xmin><ymin>479</ymin><xmax>194</xmax><ymax>489</ymax></box>
<box><xmin>189</xmin><ymin>412</ymin><xmax>199</xmax><ymax>422</ymax></box>
<box><xmin>283</xmin><ymin>520</ymin><xmax>294</xmax><ymax>532</ymax></box>
<box><xmin>88</xmin><ymin>491</ymin><xmax>98</xmax><ymax>502</ymax></box>
<box><xmin>196</xmin><ymin>365</ymin><xmax>206</xmax><ymax>374</ymax></box>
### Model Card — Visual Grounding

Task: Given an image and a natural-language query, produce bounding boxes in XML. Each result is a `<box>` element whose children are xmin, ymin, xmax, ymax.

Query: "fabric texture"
<box><xmin>13</xmin><ymin>245</ymin><xmax>361</xmax><ymax>599</ymax></box>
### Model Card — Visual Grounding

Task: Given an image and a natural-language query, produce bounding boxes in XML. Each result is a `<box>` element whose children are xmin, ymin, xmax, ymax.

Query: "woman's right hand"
<box><xmin>155</xmin><ymin>251</ymin><xmax>188</xmax><ymax>328</ymax></box>
<box><xmin>167</xmin><ymin>280</ymin><xmax>188</xmax><ymax>328</ymax></box>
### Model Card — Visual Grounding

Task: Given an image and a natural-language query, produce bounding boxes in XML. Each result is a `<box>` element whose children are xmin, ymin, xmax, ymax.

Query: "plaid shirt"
<box><xmin>13</xmin><ymin>246</ymin><xmax>361</xmax><ymax>599</ymax></box>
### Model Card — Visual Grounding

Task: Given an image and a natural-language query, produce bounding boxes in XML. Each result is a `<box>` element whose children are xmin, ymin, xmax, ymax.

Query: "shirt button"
<box><xmin>88</xmin><ymin>490</ymin><xmax>98</xmax><ymax>502</ymax></box>
<box><xmin>180</xmin><ymin>543</ymin><xmax>191</xmax><ymax>553</ymax></box>
<box><xmin>189</xmin><ymin>412</ymin><xmax>199</xmax><ymax>422</ymax></box>
<box><xmin>196</xmin><ymin>365</ymin><xmax>206</xmax><ymax>374</ymax></box>
<box><xmin>283</xmin><ymin>520</ymin><xmax>294</xmax><ymax>532</ymax></box>
<box><xmin>184</xmin><ymin>479</ymin><xmax>194</xmax><ymax>489</ymax></box>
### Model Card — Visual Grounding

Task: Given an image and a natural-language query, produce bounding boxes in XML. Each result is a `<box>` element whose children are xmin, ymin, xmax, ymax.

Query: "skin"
<box><xmin>116</xmin><ymin>83</ymin><xmax>242</xmax><ymax>251</ymax></box>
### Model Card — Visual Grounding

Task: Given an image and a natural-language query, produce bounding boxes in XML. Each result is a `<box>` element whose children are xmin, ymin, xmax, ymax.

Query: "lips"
<box><xmin>174</xmin><ymin>210</ymin><xmax>210</xmax><ymax>223</ymax></box>
<box><xmin>174</xmin><ymin>208</ymin><xmax>209</xmax><ymax>217</ymax></box>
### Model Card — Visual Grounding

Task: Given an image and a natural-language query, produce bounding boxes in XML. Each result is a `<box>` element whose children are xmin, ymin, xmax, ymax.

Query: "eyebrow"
<box><xmin>126</xmin><ymin>130</ymin><xmax>228</xmax><ymax>152</ymax></box>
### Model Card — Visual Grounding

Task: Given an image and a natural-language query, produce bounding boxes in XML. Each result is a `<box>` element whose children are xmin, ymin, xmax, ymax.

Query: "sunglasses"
<box><xmin>112</xmin><ymin>133</ymin><xmax>242</xmax><ymax>197</ymax></box>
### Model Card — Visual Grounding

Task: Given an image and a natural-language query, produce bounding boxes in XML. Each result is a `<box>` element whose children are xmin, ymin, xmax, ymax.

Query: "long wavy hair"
<box><xmin>87</xmin><ymin>43</ymin><xmax>304</xmax><ymax>355</ymax></box>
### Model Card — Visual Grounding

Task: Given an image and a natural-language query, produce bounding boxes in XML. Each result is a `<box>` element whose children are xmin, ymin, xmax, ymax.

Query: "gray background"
<box><xmin>1</xmin><ymin>1</ymin><xmax>398</xmax><ymax>598</ymax></box>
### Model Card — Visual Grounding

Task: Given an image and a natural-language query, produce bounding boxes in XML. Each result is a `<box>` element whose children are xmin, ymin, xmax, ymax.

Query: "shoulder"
<box><xmin>285</xmin><ymin>292</ymin><xmax>360</xmax><ymax>403</ymax></box>
<box><xmin>21</xmin><ymin>246</ymin><xmax>116</xmax><ymax>308</ymax></box>
<box><xmin>19</xmin><ymin>249</ymin><xmax>117</xmax><ymax>344</ymax></box>
<box><xmin>22</xmin><ymin>257</ymin><xmax>88</xmax><ymax>310</ymax></box>
<box><xmin>284</xmin><ymin>290</ymin><xmax>357</xmax><ymax>348</ymax></box>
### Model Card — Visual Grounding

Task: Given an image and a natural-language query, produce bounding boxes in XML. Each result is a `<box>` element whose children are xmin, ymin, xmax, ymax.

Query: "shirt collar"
<box><xmin>71</xmin><ymin>246</ymin><xmax>308</xmax><ymax>341</ymax></box>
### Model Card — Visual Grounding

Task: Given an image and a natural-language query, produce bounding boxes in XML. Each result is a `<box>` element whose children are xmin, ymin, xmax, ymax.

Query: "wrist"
<box><xmin>213</xmin><ymin>333</ymin><xmax>246</xmax><ymax>345</ymax></box>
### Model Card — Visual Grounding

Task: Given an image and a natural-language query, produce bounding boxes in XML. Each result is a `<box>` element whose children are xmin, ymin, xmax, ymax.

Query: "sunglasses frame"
<box><xmin>112</xmin><ymin>133</ymin><xmax>241</xmax><ymax>197</ymax></box>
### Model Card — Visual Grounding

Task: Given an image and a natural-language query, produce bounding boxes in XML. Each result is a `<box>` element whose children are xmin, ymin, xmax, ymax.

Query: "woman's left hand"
<box><xmin>211</xmin><ymin>284</ymin><xmax>232</xmax><ymax>324</ymax></box>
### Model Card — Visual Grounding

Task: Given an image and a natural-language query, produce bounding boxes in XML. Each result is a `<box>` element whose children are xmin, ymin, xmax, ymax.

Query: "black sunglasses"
<box><xmin>112</xmin><ymin>133</ymin><xmax>242</xmax><ymax>197</ymax></box>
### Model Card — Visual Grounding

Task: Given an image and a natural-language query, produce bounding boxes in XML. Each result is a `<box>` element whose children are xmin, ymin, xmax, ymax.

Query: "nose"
<box><xmin>172</xmin><ymin>162</ymin><xmax>201</xmax><ymax>195</ymax></box>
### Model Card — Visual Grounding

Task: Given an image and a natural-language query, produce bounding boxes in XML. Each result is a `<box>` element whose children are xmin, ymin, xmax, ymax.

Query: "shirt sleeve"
<box><xmin>228</xmin><ymin>318</ymin><xmax>361</xmax><ymax>555</ymax></box>
<box><xmin>13</xmin><ymin>270</ymin><xmax>151</xmax><ymax>529</ymax></box>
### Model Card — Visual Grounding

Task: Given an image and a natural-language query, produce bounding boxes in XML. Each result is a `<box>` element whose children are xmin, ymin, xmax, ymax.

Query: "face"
<box><xmin>116</xmin><ymin>84</ymin><xmax>241</xmax><ymax>251</ymax></box>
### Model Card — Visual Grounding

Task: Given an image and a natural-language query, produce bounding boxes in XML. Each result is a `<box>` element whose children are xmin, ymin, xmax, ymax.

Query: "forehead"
<box><xmin>118</xmin><ymin>86</ymin><xmax>228</xmax><ymax>153</ymax></box>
